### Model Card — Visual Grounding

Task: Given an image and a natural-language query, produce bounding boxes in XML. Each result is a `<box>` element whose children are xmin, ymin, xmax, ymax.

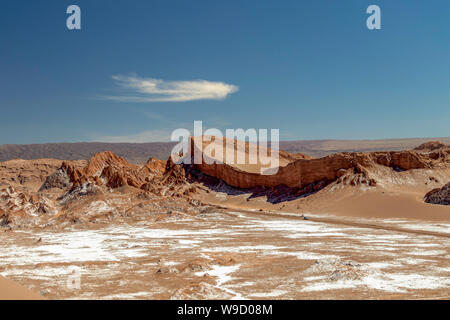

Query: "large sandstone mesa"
<box><xmin>424</xmin><ymin>182</ymin><xmax>450</xmax><ymax>206</ymax></box>
<box><xmin>186</xmin><ymin>136</ymin><xmax>448</xmax><ymax>189</ymax></box>
<box><xmin>178</xmin><ymin>135</ymin><xmax>310</xmax><ymax>174</ymax></box>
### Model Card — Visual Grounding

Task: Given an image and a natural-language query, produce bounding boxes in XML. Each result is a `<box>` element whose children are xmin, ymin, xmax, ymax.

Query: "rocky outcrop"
<box><xmin>39</xmin><ymin>165</ymin><xmax>74</xmax><ymax>191</ymax></box>
<box><xmin>171</xmin><ymin>136</ymin><xmax>447</xmax><ymax>190</ymax></box>
<box><xmin>306</xmin><ymin>259</ymin><xmax>365</xmax><ymax>282</ymax></box>
<box><xmin>424</xmin><ymin>182</ymin><xmax>450</xmax><ymax>205</ymax></box>
<box><xmin>191</xmin><ymin>149</ymin><xmax>435</xmax><ymax>189</ymax></box>
<box><xmin>0</xmin><ymin>186</ymin><xmax>54</xmax><ymax>226</ymax></box>
<box><xmin>40</xmin><ymin>151</ymin><xmax>191</xmax><ymax>203</ymax></box>
<box><xmin>2</xmin><ymin>139</ymin><xmax>450</xmax><ymax>229</ymax></box>
<box><xmin>37</xmin><ymin>141</ymin><xmax>450</xmax><ymax>202</ymax></box>
<box><xmin>51</xmin><ymin>151</ymin><xmax>169</xmax><ymax>191</ymax></box>
<box><xmin>414</xmin><ymin>141</ymin><xmax>447</xmax><ymax>152</ymax></box>
<box><xmin>413</xmin><ymin>141</ymin><xmax>450</xmax><ymax>163</ymax></box>
<box><xmin>57</xmin><ymin>182</ymin><xmax>102</xmax><ymax>205</ymax></box>
<box><xmin>0</xmin><ymin>159</ymin><xmax>86</xmax><ymax>193</ymax></box>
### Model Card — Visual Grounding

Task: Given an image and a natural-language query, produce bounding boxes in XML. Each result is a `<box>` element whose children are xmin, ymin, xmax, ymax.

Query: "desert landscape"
<box><xmin>0</xmin><ymin>138</ymin><xmax>449</xmax><ymax>300</ymax></box>
<box><xmin>2</xmin><ymin>0</ymin><xmax>450</xmax><ymax>305</ymax></box>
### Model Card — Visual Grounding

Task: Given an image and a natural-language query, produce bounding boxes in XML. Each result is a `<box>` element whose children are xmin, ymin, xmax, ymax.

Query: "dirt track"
<box><xmin>217</xmin><ymin>207</ymin><xmax>450</xmax><ymax>239</ymax></box>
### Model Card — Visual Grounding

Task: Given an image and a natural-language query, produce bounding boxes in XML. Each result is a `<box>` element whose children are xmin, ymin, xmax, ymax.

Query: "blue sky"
<box><xmin>1</xmin><ymin>0</ymin><xmax>449</xmax><ymax>144</ymax></box>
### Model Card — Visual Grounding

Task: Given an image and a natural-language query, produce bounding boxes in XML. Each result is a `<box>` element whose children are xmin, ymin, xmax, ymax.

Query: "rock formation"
<box><xmin>187</xmin><ymin>136</ymin><xmax>446</xmax><ymax>189</ymax></box>
<box><xmin>36</xmin><ymin>151</ymin><xmax>197</xmax><ymax>205</ymax></box>
<box><xmin>424</xmin><ymin>182</ymin><xmax>450</xmax><ymax>205</ymax></box>
<box><xmin>1</xmin><ymin>139</ymin><xmax>449</xmax><ymax>228</ymax></box>
<box><xmin>54</xmin><ymin>139</ymin><xmax>447</xmax><ymax>204</ymax></box>
<box><xmin>414</xmin><ymin>141</ymin><xmax>448</xmax><ymax>152</ymax></box>
<box><xmin>0</xmin><ymin>159</ymin><xmax>85</xmax><ymax>193</ymax></box>
<box><xmin>52</xmin><ymin>151</ymin><xmax>168</xmax><ymax>191</ymax></box>
<box><xmin>0</xmin><ymin>186</ymin><xmax>54</xmax><ymax>226</ymax></box>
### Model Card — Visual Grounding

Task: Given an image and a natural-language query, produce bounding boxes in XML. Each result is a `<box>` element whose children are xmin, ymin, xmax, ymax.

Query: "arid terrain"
<box><xmin>0</xmin><ymin>138</ymin><xmax>449</xmax><ymax>299</ymax></box>
<box><xmin>2</xmin><ymin>137</ymin><xmax>450</xmax><ymax>163</ymax></box>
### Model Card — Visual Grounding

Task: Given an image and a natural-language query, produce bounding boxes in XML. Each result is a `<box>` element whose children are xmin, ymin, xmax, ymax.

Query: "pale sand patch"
<box><xmin>0</xmin><ymin>276</ymin><xmax>44</xmax><ymax>300</ymax></box>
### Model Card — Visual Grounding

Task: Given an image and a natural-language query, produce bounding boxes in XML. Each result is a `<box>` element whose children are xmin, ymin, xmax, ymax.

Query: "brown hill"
<box><xmin>279</xmin><ymin>137</ymin><xmax>450</xmax><ymax>157</ymax></box>
<box><xmin>414</xmin><ymin>141</ymin><xmax>448</xmax><ymax>152</ymax></box>
<box><xmin>2</xmin><ymin>137</ymin><xmax>450</xmax><ymax>162</ymax></box>
<box><xmin>0</xmin><ymin>142</ymin><xmax>176</xmax><ymax>164</ymax></box>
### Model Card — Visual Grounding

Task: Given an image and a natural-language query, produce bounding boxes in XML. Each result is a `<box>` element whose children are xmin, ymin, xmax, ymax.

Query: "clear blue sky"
<box><xmin>1</xmin><ymin>0</ymin><xmax>449</xmax><ymax>144</ymax></box>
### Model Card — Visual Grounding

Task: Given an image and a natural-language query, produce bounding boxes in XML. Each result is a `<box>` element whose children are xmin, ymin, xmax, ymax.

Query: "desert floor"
<box><xmin>1</xmin><ymin>206</ymin><xmax>449</xmax><ymax>300</ymax></box>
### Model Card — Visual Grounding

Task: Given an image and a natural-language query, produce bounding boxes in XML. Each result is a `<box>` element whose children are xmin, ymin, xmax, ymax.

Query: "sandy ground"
<box><xmin>1</xmin><ymin>209</ymin><xmax>448</xmax><ymax>300</ymax></box>
<box><xmin>195</xmin><ymin>168</ymin><xmax>450</xmax><ymax>222</ymax></box>
<box><xmin>0</xmin><ymin>275</ymin><xmax>44</xmax><ymax>300</ymax></box>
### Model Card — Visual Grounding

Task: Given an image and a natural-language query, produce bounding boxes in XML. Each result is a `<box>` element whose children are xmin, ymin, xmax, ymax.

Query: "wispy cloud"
<box><xmin>103</xmin><ymin>75</ymin><xmax>239</xmax><ymax>102</ymax></box>
<box><xmin>94</xmin><ymin>129</ymin><xmax>173</xmax><ymax>143</ymax></box>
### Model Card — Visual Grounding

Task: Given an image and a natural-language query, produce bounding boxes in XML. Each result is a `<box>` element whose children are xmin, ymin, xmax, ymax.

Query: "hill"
<box><xmin>1</xmin><ymin>137</ymin><xmax>449</xmax><ymax>163</ymax></box>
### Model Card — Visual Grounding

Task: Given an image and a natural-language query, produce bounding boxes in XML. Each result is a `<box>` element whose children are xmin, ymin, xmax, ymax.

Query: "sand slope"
<box><xmin>0</xmin><ymin>276</ymin><xmax>44</xmax><ymax>300</ymax></box>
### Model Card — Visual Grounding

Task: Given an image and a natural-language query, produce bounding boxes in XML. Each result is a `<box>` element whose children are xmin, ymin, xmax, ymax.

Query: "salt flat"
<box><xmin>1</xmin><ymin>211</ymin><xmax>448</xmax><ymax>299</ymax></box>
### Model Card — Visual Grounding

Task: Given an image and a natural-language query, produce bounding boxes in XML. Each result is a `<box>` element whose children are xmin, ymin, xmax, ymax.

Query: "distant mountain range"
<box><xmin>1</xmin><ymin>137</ymin><xmax>449</xmax><ymax>163</ymax></box>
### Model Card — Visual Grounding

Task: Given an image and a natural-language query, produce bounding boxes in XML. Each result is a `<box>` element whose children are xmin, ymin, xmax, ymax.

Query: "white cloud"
<box><xmin>104</xmin><ymin>75</ymin><xmax>239</xmax><ymax>102</ymax></box>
